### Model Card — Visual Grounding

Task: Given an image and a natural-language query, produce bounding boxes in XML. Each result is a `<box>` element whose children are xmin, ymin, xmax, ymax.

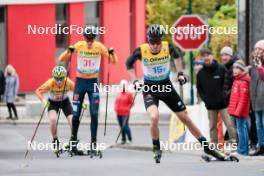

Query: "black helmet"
<box><xmin>83</xmin><ymin>25</ymin><xmax>97</xmax><ymax>39</ymax></box>
<box><xmin>147</xmin><ymin>24</ymin><xmax>165</xmax><ymax>42</ymax></box>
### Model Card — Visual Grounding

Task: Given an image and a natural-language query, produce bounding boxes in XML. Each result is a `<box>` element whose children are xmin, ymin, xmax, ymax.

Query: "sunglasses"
<box><xmin>85</xmin><ymin>38</ymin><xmax>95</xmax><ymax>42</ymax></box>
<box><xmin>54</xmin><ymin>77</ymin><xmax>65</xmax><ymax>82</ymax></box>
<box><xmin>149</xmin><ymin>39</ymin><xmax>161</xmax><ymax>45</ymax></box>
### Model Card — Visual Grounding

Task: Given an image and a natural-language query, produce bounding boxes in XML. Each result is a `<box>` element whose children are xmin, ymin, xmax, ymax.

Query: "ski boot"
<box><xmin>153</xmin><ymin>148</ymin><xmax>162</xmax><ymax>164</ymax></box>
<box><xmin>52</xmin><ymin>138</ymin><xmax>61</xmax><ymax>158</ymax></box>
<box><xmin>87</xmin><ymin>142</ymin><xmax>102</xmax><ymax>159</ymax></box>
<box><xmin>68</xmin><ymin>138</ymin><xmax>84</xmax><ymax>156</ymax></box>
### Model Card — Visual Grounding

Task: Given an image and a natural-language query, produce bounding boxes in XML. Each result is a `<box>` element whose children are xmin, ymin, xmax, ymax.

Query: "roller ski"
<box><xmin>67</xmin><ymin>138</ymin><xmax>84</xmax><ymax>157</ymax></box>
<box><xmin>202</xmin><ymin>143</ymin><xmax>239</xmax><ymax>162</ymax></box>
<box><xmin>153</xmin><ymin>148</ymin><xmax>162</xmax><ymax>164</ymax></box>
<box><xmin>52</xmin><ymin>138</ymin><xmax>62</xmax><ymax>158</ymax></box>
<box><xmin>201</xmin><ymin>153</ymin><xmax>239</xmax><ymax>162</ymax></box>
<box><xmin>87</xmin><ymin>149</ymin><xmax>103</xmax><ymax>159</ymax></box>
<box><xmin>87</xmin><ymin>142</ymin><xmax>103</xmax><ymax>159</ymax></box>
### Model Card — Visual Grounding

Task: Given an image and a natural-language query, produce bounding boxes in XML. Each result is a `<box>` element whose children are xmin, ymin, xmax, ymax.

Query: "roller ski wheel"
<box><xmin>88</xmin><ymin>149</ymin><xmax>103</xmax><ymax>159</ymax></box>
<box><xmin>153</xmin><ymin>150</ymin><xmax>162</xmax><ymax>164</ymax></box>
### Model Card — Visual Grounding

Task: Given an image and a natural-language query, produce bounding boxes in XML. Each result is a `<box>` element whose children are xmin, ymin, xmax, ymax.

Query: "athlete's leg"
<box><xmin>66</xmin><ymin>115</ymin><xmax>73</xmax><ymax>131</ymax></box>
<box><xmin>88</xmin><ymin>90</ymin><xmax>100</xmax><ymax>144</ymax></box>
<box><xmin>143</xmin><ymin>91</ymin><xmax>160</xmax><ymax>150</ymax></box>
<box><xmin>48</xmin><ymin>110</ymin><xmax>58</xmax><ymax>139</ymax></box>
<box><xmin>176</xmin><ymin>110</ymin><xmax>203</xmax><ymax>138</ymax></box>
<box><xmin>147</xmin><ymin>105</ymin><xmax>160</xmax><ymax>140</ymax></box>
<box><xmin>71</xmin><ymin>79</ymin><xmax>86</xmax><ymax>140</ymax></box>
<box><xmin>162</xmin><ymin>84</ymin><xmax>225</xmax><ymax>159</ymax></box>
<box><xmin>62</xmin><ymin>98</ymin><xmax>73</xmax><ymax>132</ymax></box>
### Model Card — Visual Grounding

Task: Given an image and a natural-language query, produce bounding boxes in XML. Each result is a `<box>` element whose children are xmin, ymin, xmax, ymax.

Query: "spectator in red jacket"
<box><xmin>114</xmin><ymin>80</ymin><xmax>134</xmax><ymax>144</ymax></box>
<box><xmin>228</xmin><ymin>60</ymin><xmax>251</xmax><ymax>155</ymax></box>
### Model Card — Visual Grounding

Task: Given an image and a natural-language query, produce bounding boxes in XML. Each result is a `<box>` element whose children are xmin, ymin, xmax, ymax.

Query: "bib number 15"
<box><xmin>152</xmin><ymin>66</ymin><xmax>164</xmax><ymax>74</ymax></box>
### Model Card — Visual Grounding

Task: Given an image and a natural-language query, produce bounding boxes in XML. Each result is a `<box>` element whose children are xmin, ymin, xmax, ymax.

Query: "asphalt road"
<box><xmin>0</xmin><ymin>124</ymin><xmax>263</xmax><ymax>176</ymax></box>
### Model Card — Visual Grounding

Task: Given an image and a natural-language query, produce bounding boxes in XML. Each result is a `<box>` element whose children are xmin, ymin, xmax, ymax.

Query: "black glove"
<box><xmin>108</xmin><ymin>47</ymin><xmax>114</xmax><ymax>55</ymax></box>
<box><xmin>133</xmin><ymin>80</ymin><xmax>143</xmax><ymax>92</ymax></box>
<box><xmin>177</xmin><ymin>72</ymin><xmax>187</xmax><ymax>85</ymax></box>
<box><xmin>67</xmin><ymin>45</ymin><xmax>75</xmax><ymax>53</ymax></box>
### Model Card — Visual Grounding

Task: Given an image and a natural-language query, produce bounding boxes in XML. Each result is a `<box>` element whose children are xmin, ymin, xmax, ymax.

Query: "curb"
<box><xmin>0</xmin><ymin>119</ymin><xmax>170</xmax><ymax>126</ymax></box>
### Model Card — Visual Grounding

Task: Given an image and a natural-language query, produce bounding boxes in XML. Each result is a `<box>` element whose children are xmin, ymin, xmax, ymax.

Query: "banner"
<box><xmin>169</xmin><ymin>103</ymin><xmax>211</xmax><ymax>144</ymax></box>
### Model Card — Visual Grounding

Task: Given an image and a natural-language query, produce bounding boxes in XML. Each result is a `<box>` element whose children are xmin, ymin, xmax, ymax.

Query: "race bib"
<box><xmin>77</xmin><ymin>56</ymin><xmax>101</xmax><ymax>74</ymax></box>
<box><xmin>143</xmin><ymin>61</ymin><xmax>170</xmax><ymax>81</ymax></box>
<box><xmin>49</xmin><ymin>91</ymin><xmax>68</xmax><ymax>101</ymax></box>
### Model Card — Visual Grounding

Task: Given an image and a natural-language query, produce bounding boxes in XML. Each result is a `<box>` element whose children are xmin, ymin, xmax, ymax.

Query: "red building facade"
<box><xmin>2</xmin><ymin>0</ymin><xmax>145</xmax><ymax>92</ymax></box>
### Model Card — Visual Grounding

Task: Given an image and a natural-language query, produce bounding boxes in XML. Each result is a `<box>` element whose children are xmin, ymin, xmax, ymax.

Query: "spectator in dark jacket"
<box><xmin>220</xmin><ymin>46</ymin><xmax>238</xmax><ymax>141</ymax></box>
<box><xmin>249</xmin><ymin>40</ymin><xmax>264</xmax><ymax>156</ymax></box>
<box><xmin>197</xmin><ymin>48</ymin><xmax>236</xmax><ymax>146</ymax></box>
<box><xmin>4</xmin><ymin>65</ymin><xmax>19</xmax><ymax>120</ymax></box>
<box><xmin>221</xmin><ymin>46</ymin><xmax>236</xmax><ymax>102</ymax></box>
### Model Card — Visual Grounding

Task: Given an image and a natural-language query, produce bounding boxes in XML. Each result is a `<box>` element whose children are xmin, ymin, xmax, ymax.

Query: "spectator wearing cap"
<box><xmin>219</xmin><ymin>46</ymin><xmax>238</xmax><ymax>144</ymax></box>
<box><xmin>249</xmin><ymin>40</ymin><xmax>264</xmax><ymax>156</ymax></box>
<box><xmin>228</xmin><ymin>60</ymin><xmax>251</xmax><ymax>155</ymax></box>
<box><xmin>197</xmin><ymin>48</ymin><xmax>236</xmax><ymax>146</ymax></box>
<box><xmin>220</xmin><ymin>46</ymin><xmax>237</xmax><ymax>103</ymax></box>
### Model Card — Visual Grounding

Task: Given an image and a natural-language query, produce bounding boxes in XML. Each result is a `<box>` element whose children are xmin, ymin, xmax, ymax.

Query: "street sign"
<box><xmin>172</xmin><ymin>15</ymin><xmax>208</xmax><ymax>51</ymax></box>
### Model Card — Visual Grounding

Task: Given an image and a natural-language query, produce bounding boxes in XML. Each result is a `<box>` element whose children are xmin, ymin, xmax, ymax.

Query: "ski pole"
<box><xmin>115</xmin><ymin>91</ymin><xmax>138</xmax><ymax>143</ymax></box>
<box><xmin>24</xmin><ymin>106</ymin><xmax>47</xmax><ymax>158</ymax></box>
<box><xmin>104</xmin><ymin>58</ymin><xmax>111</xmax><ymax>136</ymax></box>
<box><xmin>79</xmin><ymin>103</ymin><xmax>88</xmax><ymax>123</ymax></box>
<box><xmin>55</xmin><ymin>55</ymin><xmax>72</xmax><ymax>136</ymax></box>
<box><xmin>179</xmin><ymin>83</ymin><xmax>186</xmax><ymax>131</ymax></box>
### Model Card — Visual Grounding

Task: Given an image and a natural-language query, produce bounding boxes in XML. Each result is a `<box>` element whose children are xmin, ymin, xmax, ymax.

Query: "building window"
<box><xmin>56</xmin><ymin>4</ymin><xmax>68</xmax><ymax>48</ymax></box>
<box><xmin>0</xmin><ymin>6</ymin><xmax>7</xmax><ymax>69</ymax></box>
<box><xmin>85</xmin><ymin>1</ymin><xmax>100</xmax><ymax>39</ymax></box>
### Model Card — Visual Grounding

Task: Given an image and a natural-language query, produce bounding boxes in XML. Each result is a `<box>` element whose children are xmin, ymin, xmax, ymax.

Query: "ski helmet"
<box><xmin>52</xmin><ymin>66</ymin><xmax>67</xmax><ymax>79</ymax></box>
<box><xmin>147</xmin><ymin>24</ymin><xmax>165</xmax><ymax>42</ymax></box>
<box><xmin>83</xmin><ymin>25</ymin><xmax>97</xmax><ymax>39</ymax></box>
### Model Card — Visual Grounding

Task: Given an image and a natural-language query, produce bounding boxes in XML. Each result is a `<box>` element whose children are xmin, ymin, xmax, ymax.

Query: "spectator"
<box><xmin>0</xmin><ymin>67</ymin><xmax>5</xmax><ymax>101</ymax></box>
<box><xmin>193</xmin><ymin>58</ymin><xmax>204</xmax><ymax>104</ymax></box>
<box><xmin>248</xmin><ymin>52</ymin><xmax>258</xmax><ymax>153</ymax></box>
<box><xmin>228</xmin><ymin>60</ymin><xmax>250</xmax><ymax>155</ymax></box>
<box><xmin>3</xmin><ymin>65</ymin><xmax>19</xmax><ymax>120</ymax></box>
<box><xmin>249</xmin><ymin>40</ymin><xmax>264</xmax><ymax>156</ymax></box>
<box><xmin>219</xmin><ymin>46</ymin><xmax>238</xmax><ymax>145</ymax></box>
<box><xmin>197</xmin><ymin>48</ymin><xmax>236</xmax><ymax>147</ymax></box>
<box><xmin>114</xmin><ymin>80</ymin><xmax>134</xmax><ymax>145</ymax></box>
<box><xmin>221</xmin><ymin>46</ymin><xmax>238</xmax><ymax>102</ymax></box>
<box><xmin>0</xmin><ymin>67</ymin><xmax>5</xmax><ymax>119</ymax></box>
